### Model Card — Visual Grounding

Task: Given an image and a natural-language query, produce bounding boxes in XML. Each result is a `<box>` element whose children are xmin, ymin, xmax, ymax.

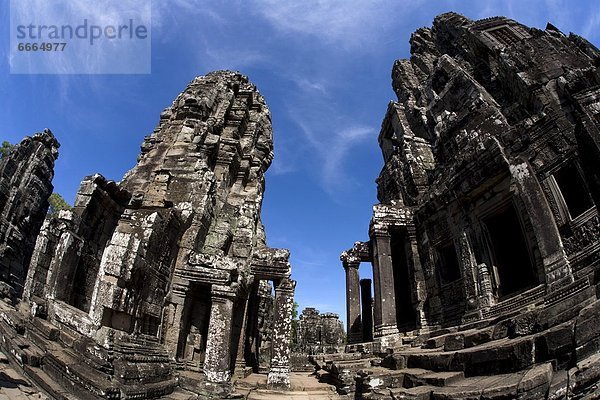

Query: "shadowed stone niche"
<box><xmin>0</xmin><ymin>71</ymin><xmax>295</xmax><ymax>399</ymax></box>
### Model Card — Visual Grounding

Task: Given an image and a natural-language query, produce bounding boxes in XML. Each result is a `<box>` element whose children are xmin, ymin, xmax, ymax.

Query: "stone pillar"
<box><xmin>233</xmin><ymin>294</ymin><xmax>251</xmax><ymax>378</ymax></box>
<box><xmin>510</xmin><ymin>160</ymin><xmax>573</xmax><ymax>289</ymax></box>
<box><xmin>371</xmin><ymin>229</ymin><xmax>399</xmax><ymax>337</ymax></box>
<box><xmin>204</xmin><ymin>285</ymin><xmax>235</xmax><ymax>383</ymax></box>
<box><xmin>267</xmin><ymin>278</ymin><xmax>295</xmax><ymax>389</ymax></box>
<box><xmin>406</xmin><ymin>226</ymin><xmax>428</xmax><ymax>330</ymax></box>
<box><xmin>476</xmin><ymin>263</ymin><xmax>495</xmax><ymax>307</ymax></box>
<box><xmin>163</xmin><ymin>286</ymin><xmax>188</xmax><ymax>358</ymax></box>
<box><xmin>360</xmin><ymin>279</ymin><xmax>373</xmax><ymax>342</ymax></box>
<box><xmin>342</xmin><ymin>258</ymin><xmax>362</xmax><ymax>344</ymax></box>
<box><xmin>244</xmin><ymin>282</ymin><xmax>261</xmax><ymax>370</ymax></box>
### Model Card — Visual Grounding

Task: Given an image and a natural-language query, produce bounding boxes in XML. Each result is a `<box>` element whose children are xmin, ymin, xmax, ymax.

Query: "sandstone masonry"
<box><xmin>0</xmin><ymin>71</ymin><xmax>295</xmax><ymax>399</ymax></box>
<box><xmin>329</xmin><ymin>13</ymin><xmax>600</xmax><ymax>399</ymax></box>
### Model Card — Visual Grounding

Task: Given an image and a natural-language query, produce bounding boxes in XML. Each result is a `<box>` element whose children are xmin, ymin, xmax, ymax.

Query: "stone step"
<box><xmin>356</xmin><ymin>363</ymin><xmax>555</xmax><ymax>399</ymax></box>
<box><xmin>429</xmin><ymin>366</ymin><xmax>547</xmax><ymax>400</ymax></box>
<box><xmin>247</xmin><ymin>389</ymin><xmax>341</xmax><ymax>399</ymax></box>
<box><xmin>23</xmin><ymin>366</ymin><xmax>79</xmax><ymax>400</ymax></box>
<box><xmin>358</xmin><ymin>367</ymin><xmax>415</xmax><ymax>391</ymax></box>
<box><xmin>29</xmin><ymin>318</ymin><xmax>59</xmax><ymax>341</ymax></box>
<box><xmin>412</xmin><ymin>371</ymin><xmax>465</xmax><ymax>387</ymax></box>
<box><xmin>159</xmin><ymin>389</ymin><xmax>197</xmax><ymax>400</ymax></box>
<box><xmin>358</xmin><ymin>367</ymin><xmax>465</xmax><ymax>392</ymax></box>
<box><xmin>326</xmin><ymin>358</ymin><xmax>376</xmax><ymax>374</ymax></box>
<box><xmin>404</xmin><ymin>335</ymin><xmax>536</xmax><ymax>376</ymax></box>
<box><xmin>389</xmin><ymin>385</ymin><xmax>435</xmax><ymax>400</ymax></box>
<box><xmin>0</xmin><ymin>321</ymin><xmax>44</xmax><ymax>368</ymax></box>
<box><xmin>42</xmin><ymin>348</ymin><xmax>119</xmax><ymax>399</ymax></box>
<box><xmin>121</xmin><ymin>378</ymin><xmax>178</xmax><ymax>399</ymax></box>
<box><xmin>422</xmin><ymin>327</ymin><xmax>495</xmax><ymax>351</ymax></box>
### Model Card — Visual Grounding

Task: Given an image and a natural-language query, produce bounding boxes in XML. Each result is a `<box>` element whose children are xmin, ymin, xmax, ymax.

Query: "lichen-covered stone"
<box><xmin>335</xmin><ymin>12</ymin><xmax>600</xmax><ymax>400</ymax></box>
<box><xmin>0</xmin><ymin>129</ymin><xmax>58</xmax><ymax>301</ymax></box>
<box><xmin>295</xmin><ymin>307</ymin><xmax>345</xmax><ymax>354</ymax></box>
<box><xmin>0</xmin><ymin>71</ymin><xmax>295</xmax><ymax>399</ymax></box>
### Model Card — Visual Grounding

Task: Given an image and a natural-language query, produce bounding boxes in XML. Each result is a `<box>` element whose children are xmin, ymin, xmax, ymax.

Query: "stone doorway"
<box><xmin>177</xmin><ymin>283</ymin><xmax>212</xmax><ymax>369</ymax></box>
<box><xmin>483</xmin><ymin>203</ymin><xmax>537</xmax><ymax>298</ymax></box>
<box><xmin>390</xmin><ymin>229</ymin><xmax>417</xmax><ymax>331</ymax></box>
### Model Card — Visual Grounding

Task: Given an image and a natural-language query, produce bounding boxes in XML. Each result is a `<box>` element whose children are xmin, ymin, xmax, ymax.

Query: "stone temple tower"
<box><xmin>0</xmin><ymin>71</ymin><xmax>295</xmax><ymax>398</ymax></box>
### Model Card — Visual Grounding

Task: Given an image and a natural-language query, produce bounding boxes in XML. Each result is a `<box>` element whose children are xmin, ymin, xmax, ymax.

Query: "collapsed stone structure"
<box><xmin>0</xmin><ymin>71</ymin><xmax>296</xmax><ymax>399</ymax></box>
<box><xmin>330</xmin><ymin>13</ymin><xmax>600</xmax><ymax>399</ymax></box>
<box><xmin>295</xmin><ymin>308</ymin><xmax>345</xmax><ymax>354</ymax></box>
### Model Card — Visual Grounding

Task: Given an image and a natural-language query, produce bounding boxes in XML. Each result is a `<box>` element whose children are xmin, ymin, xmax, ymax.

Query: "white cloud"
<box><xmin>252</xmin><ymin>0</ymin><xmax>425</xmax><ymax>50</ymax></box>
<box><xmin>9</xmin><ymin>0</ymin><xmax>151</xmax><ymax>74</ymax></box>
<box><xmin>292</xmin><ymin>114</ymin><xmax>375</xmax><ymax>196</ymax></box>
<box><xmin>204</xmin><ymin>45</ymin><xmax>268</xmax><ymax>71</ymax></box>
<box><xmin>582</xmin><ymin>7</ymin><xmax>600</xmax><ymax>42</ymax></box>
<box><xmin>152</xmin><ymin>0</ymin><xmax>229</xmax><ymax>38</ymax></box>
<box><xmin>293</xmin><ymin>77</ymin><xmax>329</xmax><ymax>95</ymax></box>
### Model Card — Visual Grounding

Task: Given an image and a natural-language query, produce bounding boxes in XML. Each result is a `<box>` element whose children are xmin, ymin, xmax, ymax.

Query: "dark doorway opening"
<box><xmin>484</xmin><ymin>203</ymin><xmax>537</xmax><ymax>298</ymax></box>
<box><xmin>360</xmin><ymin>278</ymin><xmax>373</xmax><ymax>342</ymax></box>
<box><xmin>177</xmin><ymin>283</ymin><xmax>212</xmax><ymax>368</ymax></box>
<box><xmin>436</xmin><ymin>242</ymin><xmax>461</xmax><ymax>283</ymax></box>
<box><xmin>554</xmin><ymin>162</ymin><xmax>594</xmax><ymax>219</ymax></box>
<box><xmin>390</xmin><ymin>229</ymin><xmax>417</xmax><ymax>331</ymax></box>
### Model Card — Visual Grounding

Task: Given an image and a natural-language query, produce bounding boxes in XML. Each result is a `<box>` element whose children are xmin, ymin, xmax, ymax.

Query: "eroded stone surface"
<box><xmin>0</xmin><ymin>130</ymin><xmax>58</xmax><ymax>301</ymax></box>
<box><xmin>332</xmin><ymin>12</ymin><xmax>600</xmax><ymax>400</ymax></box>
<box><xmin>0</xmin><ymin>71</ymin><xmax>295</xmax><ymax>399</ymax></box>
<box><xmin>295</xmin><ymin>308</ymin><xmax>345</xmax><ymax>355</ymax></box>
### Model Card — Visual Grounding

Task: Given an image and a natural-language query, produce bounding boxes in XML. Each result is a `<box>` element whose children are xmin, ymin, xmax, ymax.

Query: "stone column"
<box><xmin>233</xmin><ymin>293</ymin><xmax>251</xmax><ymax>378</ymax></box>
<box><xmin>163</xmin><ymin>286</ymin><xmax>188</xmax><ymax>358</ymax></box>
<box><xmin>371</xmin><ymin>228</ymin><xmax>399</xmax><ymax>337</ymax></box>
<box><xmin>244</xmin><ymin>282</ymin><xmax>261</xmax><ymax>370</ymax></box>
<box><xmin>342</xmin><ymin>257</ymin><xmax>362</xmax><ymax>344</ymax></box>
<box><xmin>406</xmin><ymin>226</ymin><xmax>428</xmax><ymax>330</ymax></box>
<box><xmin>360</xmin><ymin>279</ymin><xmax>373</xmax><ymax>342</ymax></box>
<box><xmin>267</xmin><ymin>278</ymin><xmax>296</xmax><ymax>389</ymax></box>
<box><xmin>510</xmin><ymin>160</ymin><xmax>573</xmax><ymax>289</ymax></box>
<box><xmin>204</xmin><ymin>285</ymin><xmax>235</xmax><ymax>383</ymax></box>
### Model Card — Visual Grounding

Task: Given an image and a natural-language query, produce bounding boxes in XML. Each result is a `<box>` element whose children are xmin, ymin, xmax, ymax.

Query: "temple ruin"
<box><xmin>0</xmin><ymin>71</ymin><xmax>295</xmax><ymax>399</ymax></box>
<box><xmin>0</xmin><ymin>130</ymin><xmax>59</xmax><ymax>300</ymax></box>
<box><xmin>295</xmin><ymin>308</ymin><xmax>345</xmax><ymax>355</ymax></box>
<box><xmin>1</xmin><ymin>11</ymin><xmax>600</xmax><ymax>400</ymax></box>
<box><xmin>328</xmin><ymin>13</ymin><xmax>600</xmax><ymax>399</ymax></box>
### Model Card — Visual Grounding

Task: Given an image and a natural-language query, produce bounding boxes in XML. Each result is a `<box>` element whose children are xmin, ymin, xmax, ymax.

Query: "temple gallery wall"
<box><xmin>0</xmin><ymin>11</ymin><xmax>599</xmax><ymax>400</ymax></box>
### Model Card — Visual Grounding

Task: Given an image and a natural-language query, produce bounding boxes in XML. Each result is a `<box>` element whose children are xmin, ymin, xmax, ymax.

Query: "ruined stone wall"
<box><xmin>384</xmin><ymin>14</ymin><xmax>600</xmax><ymax>328</ymax></box>
<box><xmin>0</xmin><ymin>130</ymin><xmax>58</xmax><ymax>300</ymax></box>
<box><xmin>296</xmin><ymin>308</ymin><xmax>345</xmax><ymax>354</ymax></box>
<box><xmin>345</xmin><ymin>13</ymin><xmax>600</xmax><ymax>343</ymax></box>
<box><xmin>0</xmin><ymin>71</ymin><xmax>295</xmax><ymax>398</ymax></box>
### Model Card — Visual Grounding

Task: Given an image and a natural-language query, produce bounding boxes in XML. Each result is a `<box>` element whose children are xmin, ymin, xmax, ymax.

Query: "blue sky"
<box><xmin>1</xmin><ymin>0</ymin><xmax>599</xmax><ymax>327</ymax></box>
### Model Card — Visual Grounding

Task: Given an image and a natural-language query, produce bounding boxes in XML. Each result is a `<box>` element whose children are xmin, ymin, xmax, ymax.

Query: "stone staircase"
<box><xmin>311</xmin><ymin>280</ymin><xmax>600</xmax><ymax>400</ymax></box>
<box><xmin>0</xmin><ymin>301</ymin><xmax>178</xmax><ymax>399</ymax></box>
<box><xmin>234</xmin><ymin>372</ymin><xmax>342</xmax><ymax>400</ymax></box>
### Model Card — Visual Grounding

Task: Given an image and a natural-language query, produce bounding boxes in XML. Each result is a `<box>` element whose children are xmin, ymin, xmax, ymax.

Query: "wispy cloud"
<box><xmin>204</xmin><ymin>45</ymin><xmax>268</xmax><ymax>71</ymax></box>
<box><xmin>9</xmin><ymin>0</ymin><xmax>151</xmax><ymax>74</ymax></box>
<box><xmin>152</xmin><ymin>0</ymin><xmax>229</xmax><ymax>40</ymax></box>
<box><xmin>292</xmin><ymin>77</ymin><xmax>329</xmax><ymax>95</ymax></box>
<box><xmin>291</xmin><ymin>113</ymin><xmax>375</xmax><ymax>196</ymax></box>
<box><xmin>582</xmin><ymin>6</ymin><xmax>600</xmax><ymax>41</ymax></box>
<box><xmin>252</xmin><ymin>0</ymin><xmax>425</xmax><ymax>51</ymax></box>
